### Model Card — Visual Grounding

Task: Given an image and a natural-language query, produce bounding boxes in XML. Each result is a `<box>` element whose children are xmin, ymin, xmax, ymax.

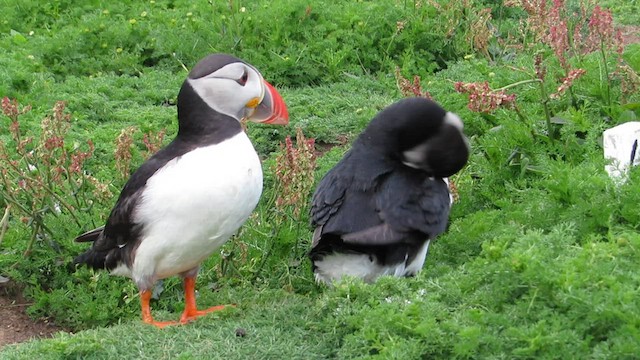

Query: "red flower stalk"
<box><xmin>1</xmin><ymin>97</ymin><xmax>14</xmax><ymax>114</ymax></box>
<box><xmin>69</xmin><ymin>140</ymin><xmax>95</xmax><ymax>174</ymax></box>
<box><xmin>142</xmin><ymin>129</ymin><xmax>166</xmax><ymax>159</ymax></box>
<box><xmin>395</xmin><ymin>68</ymin><xmax>433</xmax><ymax>99</ymax></box>
<box><xmin>615</xmin><ymin>29</ymin><xmax>624</xmax><ymax>59</ymax></box>
<box><xmin>40</xmin><ymin>101</ymin><xmax>71</xmax><ymax>149</ymax></box>
<box><xmin>85</xmin><ymin>174</ymin><xmax>113</xmax><ymax>200</ymax></box>
<box><xmin>506</xmin><ymin>0</ymin><xmax>548</xmax><ymax>42</ymax></box>
<box><xmin>586</xmin><ymin>5</ymin><xmax>614</xmax><ymax>51</ymax></box>
<box><xmin>543</xmin><ymin>0</ymin><xmax>571</xmax><ymax>70</ymax></box>
<box><xmin>0</xmin><ymin>97</ymin><xmax>31</xmax><ymax>120</ymax></box>
<box><xmin>43</xmin><ymin>136</ymin><xmax>64</xmax><ymax>151</ymax></box>
<box><xmin>114</xmin><ymin>127</ymin><xmax>136</xmax><ymax>179</ymax></box>
<box><xmin>273</xmin><ymin>128</ymin><xmax>317</xmax><ymax>217</ymax></box>
<box><xmin>534</xmin><ymin>53</ymin><xmax>547</xmax><ymax>81</ymax></box>
<box><xmin>454</xmin><ymin>81</ymin><xmax>517</xmax><ymax>113</ymax></box>
<box><xmin>550</xmin><ymin>68</ymin><xmax>587</xmax><ymax>99</ymax></box>
<box><xmin>469</xmin><ymin>7</ymin><xmax>493</xmax><ymax>58</ymax></box>
<box><xmin>549</xmin><ymin>21</ymin><xmax>569</xmax><ymax>69</ymax></box>
<box><xmin>1</xmin><ymin>99</ymin><xmax>110</xmax><ymax>254</ymax></box>
<box><xmin>2</xmin><ymin>97</ymin><xmax>31</xmax><ymax>142</ymax></box>
<box><xmin>615</xmin><ymin>64</ymin><xmax>640</xmax><ymax>102</ymax></box>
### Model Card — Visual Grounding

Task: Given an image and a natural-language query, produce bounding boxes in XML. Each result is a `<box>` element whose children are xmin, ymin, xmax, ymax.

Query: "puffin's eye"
<box><xmin>236</xmin><ymin>71</ymin><xmax>248</xmax><ymax>86</ymax></box>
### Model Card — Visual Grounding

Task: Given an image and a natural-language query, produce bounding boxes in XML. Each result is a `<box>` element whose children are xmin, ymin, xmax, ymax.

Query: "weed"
<box><xmin>454</xmin><ymin>81</ymin><xmax>518</xmax><ymax>113</ymax></box>
<box><xmin>0</xmin><ymin>98</ymin><xmax>109</xmax><ymax>256</ymax></box>
<box><xmin>395</xmin><ymin>67</ymin><xmax>433</xmax><ymax>99</ymax></box>
<box><xmin>142</xmin><ymin>129</ymin><xmax>166</xmax><ymax>158</ymax></box>
<box><xmin>114</xmin><ymin>127</ymin><xmax>136</xmax><ymax>180</ymax></box>
<box><xmin>272</xmin><ymin>127</ymin><xmax>317</xmax><ymax>218</ymax></box>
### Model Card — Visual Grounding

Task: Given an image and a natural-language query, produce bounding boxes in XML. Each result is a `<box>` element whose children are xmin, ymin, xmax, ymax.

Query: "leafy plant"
<box><xmin>0</xmin><ymin>98</ymin><xmax>110</xmax><ymax>256</ymax></box>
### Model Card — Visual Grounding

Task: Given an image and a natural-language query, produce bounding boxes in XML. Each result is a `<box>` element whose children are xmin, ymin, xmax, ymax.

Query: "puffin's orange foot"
<box><xmin>143</xmin><ymin>318</ymin><xmax>180</xmax><ymax>329</ymax></box>
<box><xmin>179</xmin><ymin>304</ymin><xmax>231</xmax><ymax>324</ymax></box>
<box><xmin>140</xmin><ymin>290</ymin><xmax>179</xmax><ymax>329</ymax></box>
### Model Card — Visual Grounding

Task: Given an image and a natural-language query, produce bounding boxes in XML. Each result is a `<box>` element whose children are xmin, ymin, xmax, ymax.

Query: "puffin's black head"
<box><xmin>362</xmin><ymin>97</ymin><xmax>469</xmax><ymax>177</ymax></box>
<box><xmin>177</xmin><ymin>53</ymin><xmax>289</xmax><ymax>135</ymax></box>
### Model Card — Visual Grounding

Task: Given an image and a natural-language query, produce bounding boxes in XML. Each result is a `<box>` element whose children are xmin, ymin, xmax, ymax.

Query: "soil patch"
<box><xmin>0</xmin><ymin>287</ymin><xmax>65</xmax><ymax>349</ymax></box>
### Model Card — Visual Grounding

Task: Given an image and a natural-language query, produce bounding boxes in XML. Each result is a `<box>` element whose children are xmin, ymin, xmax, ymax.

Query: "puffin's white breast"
<box><xmin>129</xmin><ymin>131</ymin><xmax>262</xmax><ymax>282</ymax></box>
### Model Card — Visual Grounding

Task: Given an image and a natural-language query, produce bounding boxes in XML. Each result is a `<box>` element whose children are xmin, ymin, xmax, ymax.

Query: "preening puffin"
<box><xmin>74</xmin><ymin>54</ymin><xmax>289</xmax><ymax>327</ymax></box>
<box><xmin>309</xmin><ymin>97</ymin><xmax>468</xmax><ymax>285</ymax></box>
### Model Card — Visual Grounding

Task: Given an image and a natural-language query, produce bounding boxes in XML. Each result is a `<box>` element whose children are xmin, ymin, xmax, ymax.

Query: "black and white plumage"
<box><xmin>309</xmin><ymin>97</ymin><xmax>469</xmax><ymax>285</ymax></box>
<box><xmin>74</xmin><ymin>54</ymin><xmax>288</xmax><ymax>327</ymax></box>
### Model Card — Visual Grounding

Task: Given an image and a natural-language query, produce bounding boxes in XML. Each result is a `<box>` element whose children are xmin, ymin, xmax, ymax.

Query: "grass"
<box><xmin>2</xmin><ymin>0</ymin><xmax>640</xmax><ymax>358</ymax></box>
<box><xmin>2</xmin><ymin>288</ymin><xmax>340</xmax><ymax>360</ymax></box>
<box><xmin>5</xmin><ymin>221</ymin><xmax>640</xmax><ymax>359</ymax></box>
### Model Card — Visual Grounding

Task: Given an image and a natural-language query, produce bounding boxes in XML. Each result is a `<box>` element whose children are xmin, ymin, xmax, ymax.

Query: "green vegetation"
<box><xmin>2</xmin><ymin>0</ymin><xmax>640</xmax><ymax>358</ymax></box>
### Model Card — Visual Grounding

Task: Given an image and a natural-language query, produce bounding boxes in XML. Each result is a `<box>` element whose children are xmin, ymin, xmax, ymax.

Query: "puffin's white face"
<box><xmin>187</xmin><ymin>62</ymin><xmax>264</xmax><ymax>122</ymax></box>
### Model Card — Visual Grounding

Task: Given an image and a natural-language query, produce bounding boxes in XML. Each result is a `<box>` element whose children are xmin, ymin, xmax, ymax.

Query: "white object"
<box><xmin>603</xmin><ymin>121</ymin><xmax>640</xmax><ymax>183</ymax></box>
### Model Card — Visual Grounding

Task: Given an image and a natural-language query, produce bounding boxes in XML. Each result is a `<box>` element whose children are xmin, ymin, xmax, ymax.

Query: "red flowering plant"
<box><xmin>454</xmin><ymin>81</ymin><xmax>517</xmax><ymax>113</ymax></box>
<box><xmin>114</xmin><ymin>127</ymin><xmax>136</xmax><ymax>181</ymax></box>
<box><xmin>584</xmin><ymin>5</ymin><xmax>626</xmax><ymax>109</ymax></box>
<box><xmin>142</xmin><ymin>129</ymin><xmax>166</xmax><ymax>159</ymax></box>
<box><xmin>550</xmin><ymin>68</ymin><xmax>588</xmax><ymax>100</ymax></box>
<box><xmin>453</xmin><ymin>55</ymin><xmax>562</xmax><ymax>143</ymax></box>
<box><xmin>272</xmin><ymin>127</ymin><xmax>317</xmax><ymax>218</ymax></box>
<box><xmin>452</xmin><ymin>1</ymin><xmax>637</xmax><ymax>142</ymax></box>
<box><xmin>0</xmin><ymin>98</ymin><xmax>110</xmax><ymax>256</ymax></box>
<box><xmin>395</xmin><ymin>67</ymin><xmax>433</xmax><ymax>99</ymax></box>
<box><xmin>504</xmin><ymin>1</ymin><xmax>632</xmax><ymax>111</ymax></box>
<box><xmin>114</xmin><ymin>127</ymin><xmax>167</xmax><ymax>180</ymax></box>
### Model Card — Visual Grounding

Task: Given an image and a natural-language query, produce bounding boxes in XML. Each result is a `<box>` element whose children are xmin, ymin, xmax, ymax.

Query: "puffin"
<box><xmin>74</xmin><ymin>53</ymin><xmax>289</xmax><ymax>327</ymax></box>
<box><xmin>309</xmin><ymin>97</ymin><xmax>469</xmax><ymax>285</ymax></box>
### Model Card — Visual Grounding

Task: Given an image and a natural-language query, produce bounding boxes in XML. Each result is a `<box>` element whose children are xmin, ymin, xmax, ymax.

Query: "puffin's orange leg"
<box><xmin>179</xmin><ymin>276</ymin><xmax>228</xmax><ymax>324</ymax></box>
<box><xmin>140</xmin><ymin>290</ymin><xmax>178</xmax><ymax>328</ymax></box>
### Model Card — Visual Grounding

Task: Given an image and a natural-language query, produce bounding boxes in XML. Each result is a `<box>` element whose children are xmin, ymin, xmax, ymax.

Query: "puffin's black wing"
<box><xmin>310</xmin><ymin>171</ymin><xmax>346</xmax><ymax>229</ymax></box>
<box><xmin>310</xmin><ymin>147</ymin><xmax>394</xmax><ymax>246</ymax></box>
<box><xmin>74</xmin><ymin>139</ymin><xmax>196</xmax><ymax>269</ymax></box>
<box><xmin>343</xmin><ymin>172</ymin><xmax>451</xmax><ymax>245</ymax></box>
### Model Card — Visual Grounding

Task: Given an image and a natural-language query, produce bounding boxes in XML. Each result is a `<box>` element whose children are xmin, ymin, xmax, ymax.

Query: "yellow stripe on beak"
<box><xmin>246</xmin><ymin>97</ymin><xmax>260</xmax><ymax>109</ymax></box>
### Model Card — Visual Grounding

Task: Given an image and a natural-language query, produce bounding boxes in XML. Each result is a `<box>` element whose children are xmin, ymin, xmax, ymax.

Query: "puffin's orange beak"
<box><xmin>249</xmin><ymin>80</ymin><xmax>289</xmax><ymax>125</ymax></box>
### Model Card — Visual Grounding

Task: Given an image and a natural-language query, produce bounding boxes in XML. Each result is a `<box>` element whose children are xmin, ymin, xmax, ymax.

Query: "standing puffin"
<box><xmin>74</xmin><ymin>54</ymin><xmax>289</xmax><ymax>327</ymax></box>
<box><xmin>309</xmin><ymin>97</ymin><xmax>468</xmax><ymax>285</ymax></box>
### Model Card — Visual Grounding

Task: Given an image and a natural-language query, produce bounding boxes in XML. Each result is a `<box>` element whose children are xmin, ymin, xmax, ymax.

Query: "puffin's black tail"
<box><xmin>73</xmin><ymin>226</ymin><xmax>123</xmax><ymax>271</ymax></box>
<box><xmin>75</xmin><ymin>226</ymin><xmax>105</xmax><ymax>243</ymax></box>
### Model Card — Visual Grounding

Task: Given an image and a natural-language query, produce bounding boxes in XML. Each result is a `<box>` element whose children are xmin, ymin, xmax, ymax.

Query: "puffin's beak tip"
<box><xmin>257</xmin><ymin>80</ymin><xmax>289</xmax><ymax>125</ymax></box>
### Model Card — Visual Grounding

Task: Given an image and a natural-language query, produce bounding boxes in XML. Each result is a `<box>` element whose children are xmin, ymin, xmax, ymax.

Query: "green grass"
<box><xmin>2</xmin><ymin>0</ymin><xmax>640</xmax><ymax>358</ymax></box>
<box><xmin>4</xmin><ymin>221</ymin><xmax>640</xmax><ymax>359</ymax></box>
<box><xmin>2</xmin><ymin>288</ymin><xmax>340</xmax><ymax>360</ymax></box>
